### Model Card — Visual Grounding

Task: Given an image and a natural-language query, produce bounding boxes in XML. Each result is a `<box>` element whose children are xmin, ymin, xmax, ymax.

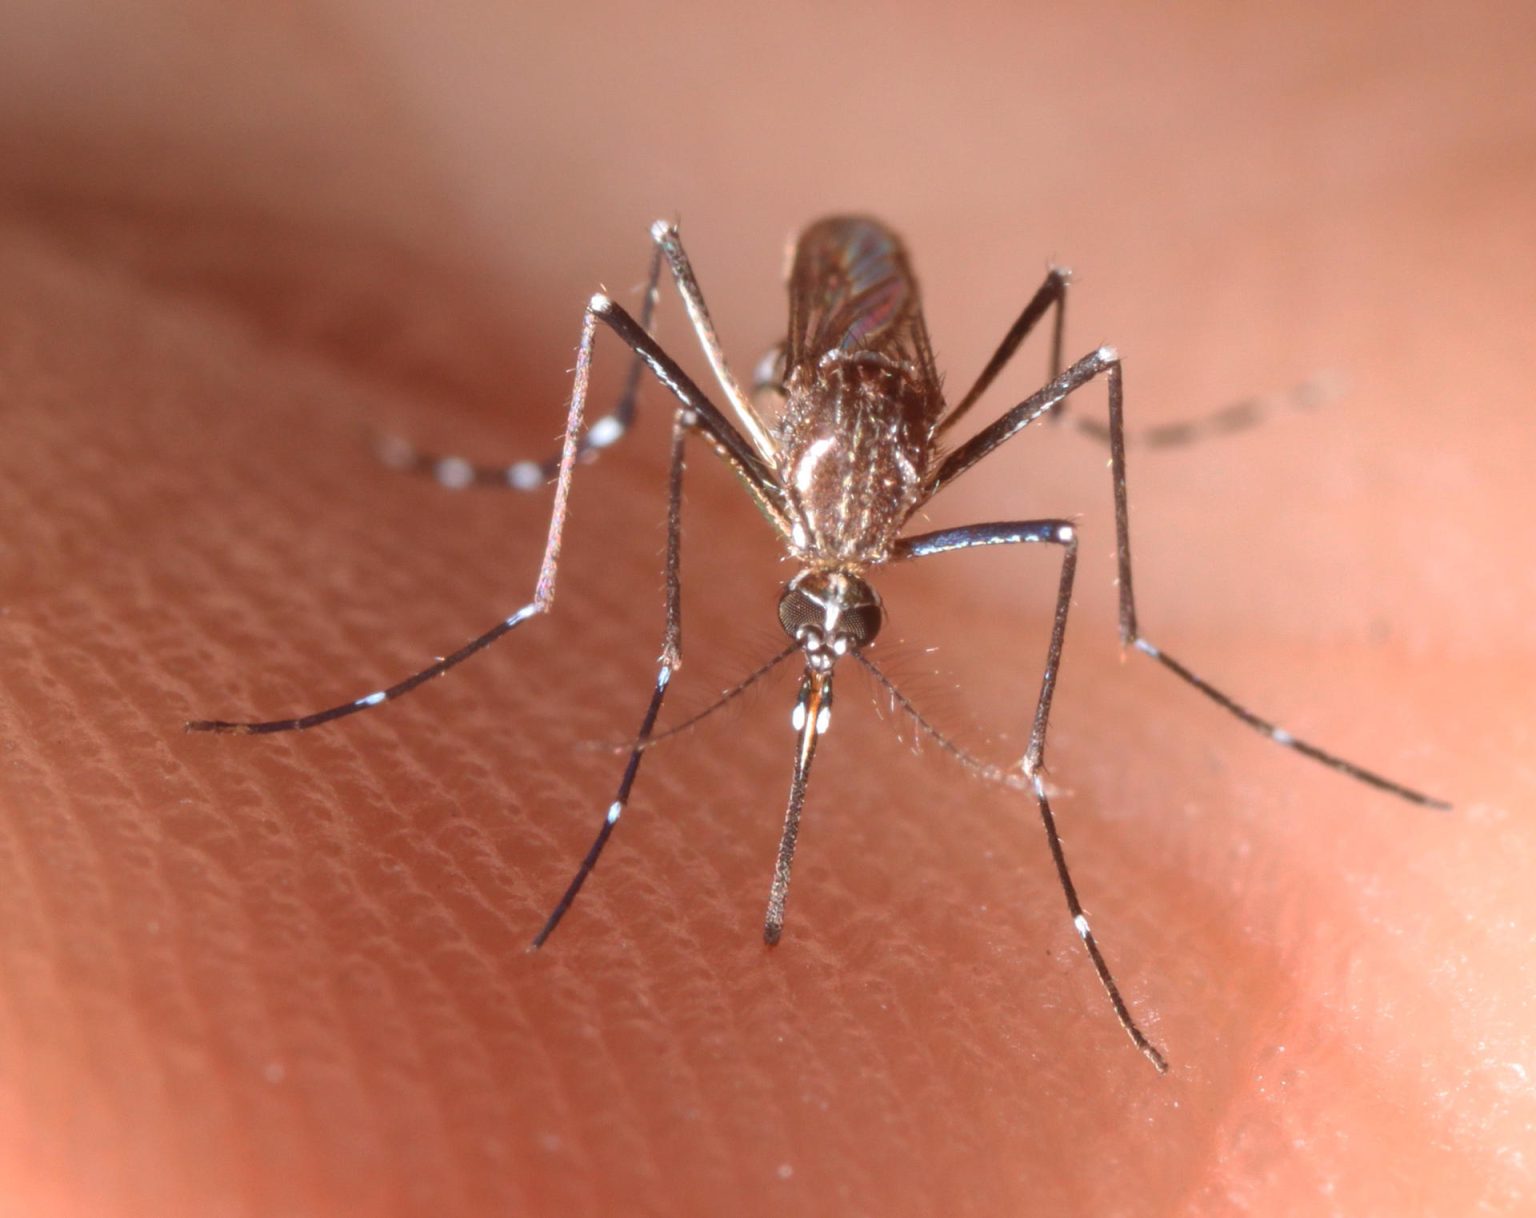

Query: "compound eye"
<box><xmin>838</xmin><ymin>601</ymin><xmax>883</xmax><ymax>648</ymax></box>
<box><xmin>778</xmin><ymin>587</ymin><xmax>822</xmax><ymax>640</ymax></box>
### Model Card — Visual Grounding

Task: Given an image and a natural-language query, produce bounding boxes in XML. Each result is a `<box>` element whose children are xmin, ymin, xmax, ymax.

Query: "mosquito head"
<box><xmin>778</xmin><ymin>569</ymin><xmax>884</xmax><ymax>671</ymax></box>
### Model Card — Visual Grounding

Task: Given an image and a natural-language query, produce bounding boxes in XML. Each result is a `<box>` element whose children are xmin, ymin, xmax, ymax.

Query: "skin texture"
<box><xmin>0</xmin><ymin>2</ymin><xmax>1532</xmax><ymax>1215</ymax></box>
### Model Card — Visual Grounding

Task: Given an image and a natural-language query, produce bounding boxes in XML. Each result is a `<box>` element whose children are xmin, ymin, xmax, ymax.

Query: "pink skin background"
<box><xmin>0</xmin><ymin>1</ymin><xmax>1532</xmax><ymax>1215</ymax></box>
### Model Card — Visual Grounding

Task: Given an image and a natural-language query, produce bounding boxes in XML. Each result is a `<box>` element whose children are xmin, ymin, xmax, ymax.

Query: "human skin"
<box><xmin>0</xmin><ymin>2</ymin><xmax>1531</xmax><ymax>1215</ymax></box>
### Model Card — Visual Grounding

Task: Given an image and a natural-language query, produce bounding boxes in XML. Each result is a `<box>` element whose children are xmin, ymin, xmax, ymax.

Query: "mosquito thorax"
<box><xmin>777</xmin><ymin>569</ymin><xmax>884</xmax><ymax>668</ymax></box>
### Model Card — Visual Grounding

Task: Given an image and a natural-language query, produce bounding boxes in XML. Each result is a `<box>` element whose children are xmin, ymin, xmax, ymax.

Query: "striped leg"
<box><xmin>529</xmin><ymin>409</ymin><xmax>689</xmax><ymax>947</ymax></box>
<box><xmin>377</xmin><ymin>216</ymin><xmax>797</xmax><ymax>491</ymax></box>
<box><xmin>937</xmin><ymin>262</ymin><xmax>1328</xmax><ymax>450</ymax></box>
<box><xmin>188</xmin><ymin>293</ymin><xmax>779</xmax><ymax>737</ymax></box>
<box><xmin>374</xmin><ymin>240</ymin><xmax>665</xmax><ymax>490</ymax></box>
<box><xmin>897</xmin><ymin>520</ymin><xmax>1169</xmax><ymax>1073</ymax></box>
<box><xmin>920</xmin><ymin>347</ymin><xmax>1448</xmax><ymax>810</ymax></box>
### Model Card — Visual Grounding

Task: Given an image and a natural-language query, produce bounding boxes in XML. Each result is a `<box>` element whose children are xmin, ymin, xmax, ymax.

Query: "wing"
<box><xmin>783</xmin><ymin>217</ymin><xmax>943</xmax><ymax>406</ymax></box>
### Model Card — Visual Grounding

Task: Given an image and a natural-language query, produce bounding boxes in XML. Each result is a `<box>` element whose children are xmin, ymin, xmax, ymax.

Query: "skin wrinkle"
<box><xmin>0</xmin><ymin>3</ymin><xmax>1530</xmax><ymax>1216</ymax></box>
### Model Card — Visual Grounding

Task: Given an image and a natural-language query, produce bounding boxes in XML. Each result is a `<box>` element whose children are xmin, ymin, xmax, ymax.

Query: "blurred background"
<box><xmin>0</xmin><ymin>2</ymin><xmax>1531</xmax><ymax>1215</ymax></box>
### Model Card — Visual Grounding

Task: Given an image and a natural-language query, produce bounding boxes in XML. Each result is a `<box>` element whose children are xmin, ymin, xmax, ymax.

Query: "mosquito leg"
<box><xmin>189</xmin><ymin>294</ymin><xmax>778</xmax><ymax>734</ymax></box>
<box><xmin>1033</xmin><ymin>767</ymin><xmax>1169</xmax><ymax>1072</ymax></box>
<box><xmin>373</xmin><ymin>240</ymin><xmax>667</xmax><ymax>490</ymax></box>
<box><xmin>938</xmin><ymin>266</ymin><xmax>1067</xmax><ymax>437</ymax></box>
<box><xmin>530</xmin><ymin>410</ymin><xmax>691</xmax><ymax>948</ymax></box>
<box><xmin>935</xmin><ymin>259</ymin><xmax>1327</xmax><ymax>449</ymax></box>
<box><xmin>649</xmin><ymin>220</ymin><xmax>779</xmax><ymax>463</ymax></box>
<box><xmin>895</xmin><ymin>520</ymin><xmax>1168</xmax><ymax>1071</ymax></box>
<box><xmin>593</xmin><ymin>296</ymin><xmax>792</xmax><ymax>538</ymax></box>
<box><xmin>529</xmin><ymin>270</ymin><xmax>806</xmax><ymax>943</ymax></box>
<box><xmin>186</xmin><ymin>297</ymin><xmax>610</xmax><ymax>734</ymax></box>
<box><xmin>919</xmin><ymin>348</ymin><xmax>1449</xmax><ymax>809</ymax></box>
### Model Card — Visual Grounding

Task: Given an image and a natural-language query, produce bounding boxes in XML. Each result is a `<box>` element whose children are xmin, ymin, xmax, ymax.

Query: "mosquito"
<box><xmin>189</xmin><ymin>216</ymin><xmax>1448</xmax><ymax>1072</ymax></box>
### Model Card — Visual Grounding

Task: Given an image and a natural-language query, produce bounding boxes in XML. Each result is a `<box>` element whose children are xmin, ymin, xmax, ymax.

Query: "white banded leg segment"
<box><xmin>633</xmin><ymin>644</ymin><xmax>799</xmax><ymax>753</ymax></box>
<box><xmin>528</xmin><ymin>650</ymin><xmax>678</xmax><ymax>949</ymax></box>
<box><xmin>896</xmin><ymin>518</ymin><xmax>1161</xmax><ymax>1071</ymax></box>
<box><xmin>935</xmin><ymin>268</ymin><xmax>1329</xmax><ymax>452</ymax></box>
<box><xmin>185</xmin><ymin>287</ymin><xmax>626</xmax><ymax>736</ymax></box>
<box><xmin>1132</xmin><ymin>639</ymin><xmax>1450</xmax><ymax>809</ymax></box>
<box><xmin>895</xmin><ymin>518</ymin><xmax>1078</xmax><ymax>775</ymax></box>
<box><xmin>371</xmin><ymin>236</ymin><xmax>665</xmax><ymax>492</ymax></box>
<box><xmin>531</xmin><ymin>279</ymin><xmax>803</xmax><ymax>949</ymax></box>
<box><xmin>1032</xmin><ymin>773</ymin><xmax>1169</xmax><ymax>1073</ymax></box>
<box><xmin>185</xmin><ymin>602</ymin><xmax>549</xmax><ymax>735</ymax></box>
<box><xmin>369</xmin><ymin>420</ymin><xmax>633</xmax><ymax>491</ymax></box>
<box><xmin>586</xmin><ymin>296</ymin><xmax>792</xmax><ymax>539</ymax></box>
<box><xmin>924</xmin><ymin>346</ymin><xmax>1447</xmax><ymax>808</ymax></box>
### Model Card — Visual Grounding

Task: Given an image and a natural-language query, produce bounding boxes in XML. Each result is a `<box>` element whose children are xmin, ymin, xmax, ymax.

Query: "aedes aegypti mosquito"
<box><xmin>189</xmin><ymin>216</ymin><xmax>1448</xmax><ymax>1072</ymax></box>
